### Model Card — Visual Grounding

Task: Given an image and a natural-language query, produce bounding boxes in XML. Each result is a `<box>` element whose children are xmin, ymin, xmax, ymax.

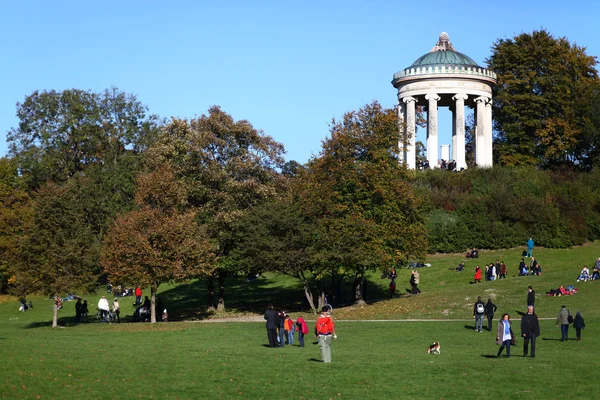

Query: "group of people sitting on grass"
<box><xmin>518</xmin><ymin>257</ymin><xmax>542</xmax><ymax>276</ymax></box>
<box><xmin>576</xmin><ymin>259</ymin><xmax>600</xmax><ymax>282</ymax></box>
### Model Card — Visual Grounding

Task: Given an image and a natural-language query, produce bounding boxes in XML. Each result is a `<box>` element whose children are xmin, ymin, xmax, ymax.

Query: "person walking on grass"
<box><xmin>112</xmin><ymin>298</ymin><xmax>120</xmax><ymax>323</ymax></box>
<box><xmin>295</xmin><ymin>315</ymin><xmax>309</xmax><ymax>347</ymax></box>
<box><xmin>521</xmin><ymin>305</ymin><xmax>540</xmax><ymax>358</ymax></box>
<box><xmin>527</xmin><ymin>238</ymin><xmax>534</xmax><ymax>258</ymax></box>
<box><xmin>98</xmin><ymin>296</ymin><xmax>110</xmax><ymax>323</ymax></box>
<box><xmin>473</xmin><ymin>296</ymin><xmax>485</xmax><ymax>332</ymax></box>
<box><xmin>264</xmin><ymin>303</ymin><xmax>280</xmax><ymax>348</ymax></box>
<box><xmin>527</xmin><ymin>286</ymin><xmax>535</xmax><ymax>307</ymax></box>
<box><xmin>410</xmin><ymin>270</ymin><xmax>421</xmax><ymax>294</ymax></box>
<box><xmin>556</xmin><ymin>305</ymin><xmax>572</xmax><ymax>342</ymax></box>
<box><xmin>474</xmin><ymin>265</ymin><xmax>482</xmax><ymax>283</ymax></box>
<box><xmin>315</xmin><ymin>306</ymin><xmax>337</xmax><ymax>363</ymax></box>
<box><xmin>485</xmin><ymin>299</ymin><xmax>497</xmax><ymax>331</ymax></box>
<box><xmin>496</xmin><ymin>313</ymin><xmax>515</xmax><ymax>358</ymax></box>
<box><xmin>573</xmin><ymin>312</ymin><xmax>586</xmax><ymax>342</ymax></box>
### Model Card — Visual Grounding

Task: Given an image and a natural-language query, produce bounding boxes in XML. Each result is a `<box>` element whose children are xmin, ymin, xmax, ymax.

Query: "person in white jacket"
<box><xmin>98</xmin><ymin>296</ymin><xmax>110</xmax><ymax>323</ymax></box>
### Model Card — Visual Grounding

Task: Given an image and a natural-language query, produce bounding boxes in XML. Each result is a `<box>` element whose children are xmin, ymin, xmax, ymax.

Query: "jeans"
<box><xmin>561</xmin><ymin>324</ymin><xmax>569</xmax><ymax>341</ymax></box>
<box><xmin>298</xmin><ymin>331</ymin><xmax>305</xmax><ymax>347</ymax></box>
<box><xmin>318</xmin><ymin>334</ymin><xmax>333</xmax><ymax>363</ymax></box>
<box><xmin>523</xmin><ymin>335</ymin><xmax>537</xmax><ymax>357</ymax></box>
<box><xmin>279</xmin><ymin>328</ymin><xmax>285</xmax><ymax>347</ymax></box>
<box><xmin>100</xmin><ymin>309</ymin><xmax>108</xmax><ymax>323</ymax></box>
<box><xmin>135</xmin><ymin>295</ymin><xmax>141</xmax><ymax>305</ymax></box>
<box><xmin>527</xmin><ymin>248</ymin><xmax>533</xmax><ymax>257</ymax></box>
<box><xmin>475</xmin><ymin>314</ymin><xmax>484</xmax><ymax>332</ymax></box>
<box><xmin>497</xmin><ymin>339</ymin><xmax>511</xmax><ymax>357</ymax></box>
<box><xmin>287</xmin><ymin>330</ymin><xmax>294</xmax><ymax>345</ymax></box>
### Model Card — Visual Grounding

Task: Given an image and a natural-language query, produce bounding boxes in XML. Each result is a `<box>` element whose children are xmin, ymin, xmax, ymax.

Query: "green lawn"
<box><xmin>1</xmin><ymin>242</ymin><xmax>600</xmax><ymax>399</ymax></box>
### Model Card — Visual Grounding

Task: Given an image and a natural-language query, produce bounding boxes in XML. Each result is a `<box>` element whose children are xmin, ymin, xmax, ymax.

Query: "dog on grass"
<box><xmin>426</xmin><ymin>341</ymin><xmax>441</xmax><ymax>354</ymax></box>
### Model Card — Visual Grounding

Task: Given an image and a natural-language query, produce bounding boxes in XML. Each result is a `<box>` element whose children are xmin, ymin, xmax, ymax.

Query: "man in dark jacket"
<box><xmin>527</xmin><ymin>286</ymin><xmax>535</xmax><ymax>307</ymax></box>
<box><xmin>484</xmin><ymin>299</ymin><xmax>497</xmax><ymax>331</ymax></box>
<box><xmin>264</xmin><ymin>304</ymin><xmax>280</xmax><ymax>348</ymax></box>
<box><xmin>521</xmin><ymin>305</ymin><xmax>541</xmax><ymax>357</ymax></box>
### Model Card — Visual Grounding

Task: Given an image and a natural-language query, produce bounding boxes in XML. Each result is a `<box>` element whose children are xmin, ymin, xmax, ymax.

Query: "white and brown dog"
<box><xmin>426</xmin><ymin>341</ymin><xmax>441</xmax><ymax>354</ymax></box>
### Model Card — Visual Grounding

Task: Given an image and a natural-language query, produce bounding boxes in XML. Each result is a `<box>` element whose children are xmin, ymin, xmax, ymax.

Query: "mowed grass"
<box><xmin>1</xmin><ymin>319</ymin><xmax>599</xmax><ymax>399</ymax></box>
<box><xmin>1</xmin><ymin>242</ymin><xmax>600</xmax><ymax>399</ymax></box>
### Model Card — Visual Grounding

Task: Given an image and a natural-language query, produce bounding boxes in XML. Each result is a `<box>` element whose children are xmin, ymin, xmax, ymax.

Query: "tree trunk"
<box><xmin>317</xmin><ymin>290</ymin><xmax>326</xmax><ymax>310</ymax></box>
<box><xmin>150</xmin><ymin>285</ymin><xmax>157</xmax><ymax>323</ymax></box>
<box><xmin>52</xmin><ymin>295</ymin><xmax>58</xmax><ymax>328</ymax></box>
<box><xmin>207</xmin><ymin>274</ymin><xmax>215</xmax><ymax>310</ymax></box>
<box><xmin>217</xmin><ymin>271</ymin><xmax>226</xmax><ymax>311</ymax></box>
<box><xmin>303</xmin><ymin>284</ymin><xmax>317</xmax><ymax>314</ymax></box>
<box><xmin>354</xmin><ymin>271</ymin><xmax>366</xmax><ymax>306</ymax></box>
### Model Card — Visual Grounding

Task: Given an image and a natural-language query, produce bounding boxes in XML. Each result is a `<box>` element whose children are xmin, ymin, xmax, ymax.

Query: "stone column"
<box><xmin>485</xmin><ymin>99</ymin><xmax>493</xmax><ymax>167</ymax></box>
<box><xmin>452</xmin><ymin>93</ymin><xmax>468</xmax><ymax>170</ymax></box>
<box><xmin>403</xmin><ymin>96</ymin><xmax>417</xmax><ymax>170</ymax></box>
<box><xmin>450</xmin><ymin>105</ymin><xmax>457</xmax><ymax>163</ymax></box>
<box><xmin>475</xmin><ymin>96</ymin><xmax>489</xmax><ymax>167</ymax></box>
<box><xmin>397</xmin><ymin>101</ymin><xmax>406</xmax><ymax>165</ymax></box>
<box><xmin>425</xmin><ymin>93</ymin><xmax>441</xmax><ymax>168</ymax></box>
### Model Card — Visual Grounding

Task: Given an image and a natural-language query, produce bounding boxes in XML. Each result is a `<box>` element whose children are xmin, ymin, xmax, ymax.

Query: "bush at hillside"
<box><xmin>415</xmin><ymin>167</ymin><xmax>600</xmax><ymax>253</ymax></box>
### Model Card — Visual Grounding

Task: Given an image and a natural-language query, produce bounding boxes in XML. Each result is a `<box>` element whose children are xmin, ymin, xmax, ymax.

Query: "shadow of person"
<box><xmin>464</xmin><ymin>324</ymin><xmax>476</xmax><ymax>330</ymax></box>
<box><xmin>307</xmin><ymin>358</ymin><xmax>322</xmax><ymax>362</ymax></box>
<box><xmin>515</xmin><ymin>310</ymin><xmax>525</xmax><ymax>316</ymax></box>
<box><xmin>541</xmin><ymin>337</ymin><xmax>562</xmax><ymax>341</ymax></box>
<box><xmin>481</xmin><ymin>355</ymin><xmax>499</xmax><ymax>359</ymax></box>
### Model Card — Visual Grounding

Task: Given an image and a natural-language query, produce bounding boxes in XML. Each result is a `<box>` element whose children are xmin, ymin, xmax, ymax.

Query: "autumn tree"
<box><xmin>146</xmin><ymin>108</ymin><xmax>285</xmax><ymax>310</ymax></box>
<box><xmin>300</xmin><ymin>101</ymin><xmax>428</xmax><ymax>304</ymax></box>
<box><xmin>487</xmin><ymin>29</ymin><xmax>599</xmax><ymax>168</ymax></box>
<box><xmin>101</xmin><ymin>166</ymin><xmax>215</xmax><ymax>322</ymax></box>
<box><xmin>0</xmin><ymin>158</ymin><xmax>33</xmax><ymax>293</ymax></box>
<box><xmin>12</xmin><ymin>181</ymin><xmax>101</xmax><ymax>327</ymax></box>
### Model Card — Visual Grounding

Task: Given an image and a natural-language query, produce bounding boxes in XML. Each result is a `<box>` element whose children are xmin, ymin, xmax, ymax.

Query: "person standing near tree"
<box><xmin>263</xmin><ymin>303</ymin><xmax>280</xmax><ymax>348</ymax></box>
<box><xmin>556</xmin><ymin>305</ymin><xmax>572</xmax><ymax>342</ymax></box>
<box><xmin>135</xmin><ymin>286</ymin><xmax>142</xmax><ymax>305</ymax></box>
<box><xmin>98</xmin><ymin>296</ymin><xmax>110</xmax><ymax>323</ymax></box>
<box><xmin>112</xmin><ymin>298</ymin><xmax>120</xmax><ymax>323</ymax></box>
<box><xmin>527</xmin><ymin>238</ymin><xmax>534</xmax><ymax>257</ymax></box>
<box><xmin>485</xmin><ymin>299</ymin><xmax>497</xmax><ymax>331</ymax></box>
<box><xmin>521</xmin><ymin>305</ymin><xmax>540</xmax><ymax>357</ymax></box>
<box><xmin>315</xmin><ymin>306</ymin><xmax>337</xmax><ymax>363</ymax></box>
<box><xmin>527</xmin><ymin>286</ymin><xmax>535</xmax><ymax>307</ymax></box>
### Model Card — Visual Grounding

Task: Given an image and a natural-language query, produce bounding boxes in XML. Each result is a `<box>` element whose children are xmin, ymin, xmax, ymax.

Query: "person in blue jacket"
<box><xmin>527</xmin><ymin>238</ymin><xmax>534</xmax><ymax>257</ymax></box>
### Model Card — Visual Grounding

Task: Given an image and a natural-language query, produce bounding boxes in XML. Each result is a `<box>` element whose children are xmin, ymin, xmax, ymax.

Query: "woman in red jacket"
<box><xmin>474</xmin><ymin>265</ymin><xmax>482</xmax><ymax>283</ymax></box>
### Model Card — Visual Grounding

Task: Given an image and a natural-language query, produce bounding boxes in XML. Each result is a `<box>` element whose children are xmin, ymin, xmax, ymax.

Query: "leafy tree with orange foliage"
<box><xmin>101</xmin><ymin>166</ymin><xmax>215</xmax><ymax>322</ymax></box>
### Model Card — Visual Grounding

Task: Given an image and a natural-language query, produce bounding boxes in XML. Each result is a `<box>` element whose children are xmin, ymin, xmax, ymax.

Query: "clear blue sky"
<box><xmin>1</xmin><ymin>0</ymin><xmax>598</xmax><ymax>164</ymax></box>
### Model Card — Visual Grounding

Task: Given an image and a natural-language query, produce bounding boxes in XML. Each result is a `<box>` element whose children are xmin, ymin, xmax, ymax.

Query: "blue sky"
<box><xmin>1</xmin><ymin>0</ymin><xmax>598</xmax><ymax>164</ymax></box>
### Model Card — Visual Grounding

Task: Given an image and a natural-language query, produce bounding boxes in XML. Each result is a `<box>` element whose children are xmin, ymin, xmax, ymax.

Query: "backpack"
<box><xmin>316</xmin><ymin>316</ymin><xmax>331</xmax><ymax>334</ymax></box>
<box><xmin>567</xmin><ymin>312</ymin><xmax>574</xmax><ymax>324</ymax></box>
<box><xmin>476</xmin><ymin>303</ymin><xmax>485</xmax><ymax>314</ymax></box>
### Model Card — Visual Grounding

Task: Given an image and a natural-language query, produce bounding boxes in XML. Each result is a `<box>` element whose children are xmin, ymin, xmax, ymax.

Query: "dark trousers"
<box><xmin>299</xmin><ymin>331</ymin><xmax>305</xmax><ymax>347</ymax></box>
<box><xmin>486</xmin><ymin>315</ymin><xmax>493</xmax><ymax>331</ymax></box>
<box><xmin>575</xmin><ymin>327</ymin><xmax>582</xmax><ymax>340</ymax></box>
<box><xmin>267</xmin><ymin>328</ymin><xmax>278</xmax><ymax>347</ymax></box>
<box><xmin>497</xmin><ymin>339</ymin><xmax>511</xmax><ymax>357</ymax></box>
<box><xmin>411</xmin><ymin>284</ymin><xmax>421</xmax><ymax>294</ymax></box>
<box><xmin>561</xmin><ymin>324</ymin><xmax>569</xmax><ymax>341</ymax></box>
<box><xmin>523</xmin><ymin>335</ymin><xmax>537</xmax><ymax>357</ymax></box>
<box><xmin>135</xmin><ymin>295</ymin><xmax>141</xmax><ymax>305</ymax></box>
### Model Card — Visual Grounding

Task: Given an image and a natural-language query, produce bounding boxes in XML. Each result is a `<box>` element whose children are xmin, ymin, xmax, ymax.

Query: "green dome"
<box><xmin>410</xmin><ymin>50</ymin><xmax>479</xmax><ymax>69</ymax></box>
